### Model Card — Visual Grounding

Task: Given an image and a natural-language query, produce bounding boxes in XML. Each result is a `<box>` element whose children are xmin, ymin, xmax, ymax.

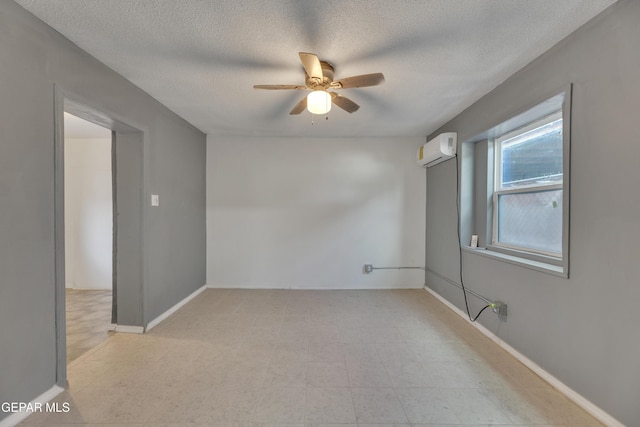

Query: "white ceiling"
<box><xmin>16</xmin><ymin>0</ymin><xmax>615</xmax><ymax>138</ymax></box>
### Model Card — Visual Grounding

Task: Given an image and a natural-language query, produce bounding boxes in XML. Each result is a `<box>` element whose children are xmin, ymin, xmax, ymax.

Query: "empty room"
<box><xmin>1</xmin><ymin>1</ymin><xmax>638</xmax><ymax>426</ymax></box>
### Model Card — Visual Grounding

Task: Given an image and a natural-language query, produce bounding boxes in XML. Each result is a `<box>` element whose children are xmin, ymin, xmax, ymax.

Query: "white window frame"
<box><xmin>491</xmin><ymin>111</ymin><xmax>564</xmax><ymax>260</ymax></box>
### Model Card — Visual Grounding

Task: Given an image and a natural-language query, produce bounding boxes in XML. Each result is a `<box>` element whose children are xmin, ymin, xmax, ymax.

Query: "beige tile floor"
<box><xmin>65</xmin><ymin>289</ymin><xmax>114</xmax><ymax>363</ymax></box>
<box><xmin>21</xmin><ymin>289</ymin><xmax>602</xmax><ymax>426</ymax></box>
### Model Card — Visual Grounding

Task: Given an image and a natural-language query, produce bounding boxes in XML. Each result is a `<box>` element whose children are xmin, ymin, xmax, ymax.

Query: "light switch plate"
<box><xmin>151</xmin><ymin>194</ymin><xmax>159</xmax><ymax>206</ymax></box>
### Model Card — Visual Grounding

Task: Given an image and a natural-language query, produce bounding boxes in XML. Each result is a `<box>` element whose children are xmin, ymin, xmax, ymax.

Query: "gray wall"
<box><xmin>425</xmin><ymin>1</ymin><xmax>639</xmax><ymax>425</ymax></box>
<box><xmin>113</xmin><ymin>132</ymin><xmax>144</xmax><ymax>326</ymax></box>
<box><xmin>0</xmin><ymin>0</ymin><xmax>206</xmax><ymax>417</ymax></box>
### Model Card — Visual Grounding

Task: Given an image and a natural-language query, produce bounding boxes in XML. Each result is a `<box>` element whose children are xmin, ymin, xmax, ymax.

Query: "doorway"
<box><xmin>63</xmin><ymin>112</ymin><xmax>114</xmax><ymax>363</ymax></box>
<box><xmin>54</xmin><ymin>93</ymin><xmax>146</xmax><ymax>386</ymax></box>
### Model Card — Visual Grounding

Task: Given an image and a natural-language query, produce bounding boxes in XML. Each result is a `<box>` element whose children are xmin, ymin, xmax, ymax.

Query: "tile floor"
<box><xmin>65</xmin><ymin>289</ymin><xmax>114</xmax><ymax>363</ymax></box>
<box><xmin>21</xmin><ymin>289</ymin><xmax>602</xmax><ymax>426</ymax></box>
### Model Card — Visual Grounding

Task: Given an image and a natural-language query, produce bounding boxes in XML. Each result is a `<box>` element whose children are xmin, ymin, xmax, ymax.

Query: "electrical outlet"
<box><xmin>491</xmin><ymin>301</ymin><xmax>508</xmax><ymax>322</ymax></box>
<box><xmin>363</xmin><ymin>264</ymin><xmax>373</xmax><ymax>274</ymax></box>
<box><xmin>498</xmin><ymin>303</ymin><xmax>508</xmax><ymax>322</ymax></box>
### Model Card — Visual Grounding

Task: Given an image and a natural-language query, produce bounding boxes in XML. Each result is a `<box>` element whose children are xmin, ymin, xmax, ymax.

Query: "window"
<box><xmin>492</xmin><ymin>112</ymin><xmax>564</xmax><ymax>258</ymax></box>
<box><xmin>463</xmin><ymin>89</ymin><xmax>570</xmax><ymax>276</ymax></box>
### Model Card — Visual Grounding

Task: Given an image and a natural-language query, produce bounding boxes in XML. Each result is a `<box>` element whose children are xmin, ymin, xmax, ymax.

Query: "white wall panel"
<box><xmin>207</xmin><ymin>136</ymin><xmax>425</xmax><ymax>289</ymax></box>
<box><xmin>64</xmin><ymin>137</ymin><xmax>112</xmax><ymax>290</ymax></box>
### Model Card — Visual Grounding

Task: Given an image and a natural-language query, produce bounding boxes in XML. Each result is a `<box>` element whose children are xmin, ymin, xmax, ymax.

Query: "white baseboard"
<box><xmin>113</xmin><ymin>324</ymin><xmax>144</xmax><ymax>334</ymax></box>
<box><xmin>0</xmin><ymin>385</ymin><xmax>64</xmax><ymax>427</ymax></box>
<box><xmin>423</xmin><ymin>285</ymin><xmax>624</xmax><ymax>427</ymax></box>
<box><xmin>146</xmin><ymin>284</ymin><xmax>207</xmax><ymax>332</ymax></box>
<box><xmin>206</xmin><ymin>283</ymin><xmax>423</xmax><ymax>290</ymax></box>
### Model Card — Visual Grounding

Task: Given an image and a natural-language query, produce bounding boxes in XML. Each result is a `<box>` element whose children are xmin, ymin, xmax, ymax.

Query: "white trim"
<box><xmin>495</xmin><ymin>182</ymin><xmax>563</xmax><ymax>196</ymax></box>
<box><xmin>0</xmin><ymin>385</ymin><xmax>64</xmax><ymax>427</ymax></box>
<box><xmin>206</xmin><ymin>283</ymin><xmax>424</xmax><ymax>290</ymax></box>
<box><xmin>113</xmin><ymin>325</ymin><xmax>144</xmax><ymax>334</ymax></box>
<box><xmin>423</xmin><ymin>286</ymin><xmax>624</xmax><ymax>427</ymax></box>
<box><xmin>146</xmin><ymin>284</ymin><xmax>207</xmax><ymax>331</ymax></box>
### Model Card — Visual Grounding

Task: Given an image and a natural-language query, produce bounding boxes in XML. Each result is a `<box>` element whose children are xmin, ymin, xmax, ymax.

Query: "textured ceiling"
<box><xmin>16</xmin><ymin>0</ymin><xmax>615</xmax><ymax>138</ymax></box>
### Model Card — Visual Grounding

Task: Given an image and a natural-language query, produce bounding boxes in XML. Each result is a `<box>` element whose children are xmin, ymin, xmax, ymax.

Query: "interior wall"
<box><xmin>425</xmin><ymin>1</ymin><xmax>639</xmax><ymax>425</ymax></box>
<box><xmin>0</xmin><ymin>1</ymin><xmax>206</xmax><ymax>418</ymax></box>
<box><xmin>207</xmin><ymin>135</ymin><xmax>426</xmax><ymax>289</ymax></box>
<box><xmin>64</xmin><ymin>137</ymin><xmax>112</xmax><ymax>290</ymax></box>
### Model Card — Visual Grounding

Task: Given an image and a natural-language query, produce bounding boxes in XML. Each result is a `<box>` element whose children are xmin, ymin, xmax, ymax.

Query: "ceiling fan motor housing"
<box><xmin>307</xmin><ymin>61</ymin><xmax>334</xmax><ymax>88</ymax></box>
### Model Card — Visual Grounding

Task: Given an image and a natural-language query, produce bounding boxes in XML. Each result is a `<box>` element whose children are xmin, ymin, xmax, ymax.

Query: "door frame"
<box><xmin>53</xmin><ymin>85</ymin><xmax>148</xmax><ymax>386</ymax></box>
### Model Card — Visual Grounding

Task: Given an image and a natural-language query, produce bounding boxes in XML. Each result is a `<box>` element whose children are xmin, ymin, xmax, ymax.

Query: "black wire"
<box><xmin>470</xmin><ymin>303</ymin><xmax>492</xmax><ymax>322</ymax></box>
<box><xmin>454</xmin><ymin>153</ymin><xmax>491</xmax><ymax>322</ymax></box>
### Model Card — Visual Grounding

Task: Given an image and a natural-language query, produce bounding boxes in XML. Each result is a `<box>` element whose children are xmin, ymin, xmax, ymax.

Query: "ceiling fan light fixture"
<box><xmin>307</xmin><ymin>90</ymin><xmax>332</xmax><ymax>114</ymax></box>
<box><xmin>254</xmin><ymin>52</ymin><xmax>383</xmax><ymax>115</ymax></box>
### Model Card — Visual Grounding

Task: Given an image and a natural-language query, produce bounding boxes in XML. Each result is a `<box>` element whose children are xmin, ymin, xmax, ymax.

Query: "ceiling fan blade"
<box><xmin>289</xmin><ymin>96</ymin><xmax>307</xmax><ymax>115</ymax></box>
<box><xmin>254</xmin><ymin>84</ymin><xmax>307</xmax><ymax>90</ymax></box>
<box><xmin>334</xmin><ymin>73</ymin><xmax>385</xmax><ymax>89</ymax></box>
<box><xmin>299</xmin><ymin>52</ymin><xmax>323</xmax><ymax>80</ymax></box>
<box><xmin>330</xmin><ymin>93</ymin><xmax>360</xmax><ymax>113</ymax></box>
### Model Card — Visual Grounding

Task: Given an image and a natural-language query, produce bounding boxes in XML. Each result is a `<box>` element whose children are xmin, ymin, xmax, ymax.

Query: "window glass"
<box><xmin>496</xmin><ymin>189</ymin><xmax>562</xmax><ymax>254</ymax></box>
<box><xmin>493</xmin><ymin>111</ymin><xmax>564</xmax><ymax>257</ymax></box>
<box><xmin>498</xmin><ymin>116</ymin><xmax>563</xmax><ymax>189</ymax></box>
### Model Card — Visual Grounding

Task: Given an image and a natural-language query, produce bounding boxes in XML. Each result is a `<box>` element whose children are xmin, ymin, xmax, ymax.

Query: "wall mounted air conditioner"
<box><xmin>416</xmin><ymin>132</ymin><xmax>457</xmax><ymax>167</ymax></box>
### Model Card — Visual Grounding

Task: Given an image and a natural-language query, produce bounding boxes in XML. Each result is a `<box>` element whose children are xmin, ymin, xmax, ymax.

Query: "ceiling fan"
<box><xmin>253</xmin><ymin>52</ymin><xmax>385</xmax><ymax>115</ymax></box>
